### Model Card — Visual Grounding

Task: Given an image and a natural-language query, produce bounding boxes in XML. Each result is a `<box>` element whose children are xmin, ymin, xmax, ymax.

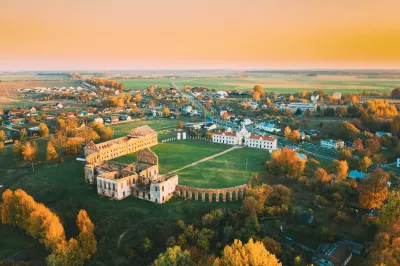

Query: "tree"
<box><xmin>100</xmin><ymin>126</ymin><xmax>113</xmax><ymax>141</ymax></box>
<box><xmin>152</xmin><ymin>246</ymin><xmax>195</xmax><ymax>266</ymax></box>
<box><xmin>314</xmin><ymin>167</ymin><xmax>332</xmax><ymax>184</ymax></box>
<box><xmin>340</xmin><ymin>121</ymin><xmax>360</xmax><ymax>140</ymax></box>
<box><xmin>359</xmin><ymin>168</ymin><xmax>389</xmax><ymax>209</ymax></box>
<box><xmin>284</xmin><ymin>126</ymin><xmax>291</xmax><ymax>139</ymax></box>
<box><xmin>266</xmin><ymin>148</ymin><xmax>305</xmax><ymax>179</ymax></box>
<box><xmin>288</xmin><ymin>130</ymin><xmax>300</xmax><ymax>142</ymax></box>
<box><xmin>253</xmin><ymin>92</ymin><xmax>261</xmax><ymax>102</ymax></box>
<box><xmin>0</xmin><ymin>130</ymin><xmax>6</xmax><ymax>142</ymax></box>
<box><xmin>205</xmin><ymin>132</ymin><xmax>212</xmax><ymax>140</ymax></box>
<box><xmin>163</xmin><ymin>108</ymin><xmax>171</xmax><ymax>118</ymax></box>
<box><xmin>46</xmin><ymin>141</ymin><xmax>59</xmax><ymax>161</ymax></box>
<box><xmin>359</xmin><ymin>156</ymin><xmax>372</xmax><ymax>172</ymax></box>
<box><xmin>353</xmin><ymin>138</ymin><xmax>363</xmax><ymax>150</ymax></box>
<box><xmin>38</xmin><ymin>123</ymin><xmax>50</xmax><ymax>138</ymax></box>
<box><xmin>379</xmin><ymin>189</ymin><xmax>400</xmax><ymax>226</ymax></box>
<box><xmin>391</xmin><ymin>87</ymin><xmax>400</xmax><ymax>98</ymax></box>
<box><xmin>253</xmin><ymin>85</ymin><xmax>264</xmax><ymax>95</ymax></box>
<box><xmin>338</xmin><ymin>148</ymin><xmax>352</xmax><ymax>160</ymax></box>
<box><xmin>76</xmin><ymin>210</ymin><xmax>97</xmax><ymax>261</ymax></box>
<box><xmin>365</xmin><ymin>137</ymin><xmax>381</xmax><ymax>155</ymax></box>
<box><xmin>333</xmin><ymin>160</ymin><xmax>348</xmax><ymax>182</ymax></box>
<box><xmin>222</xmin><ymin>111</ymin><xmax>229</xmax><ymax>120</ymax></box>
<box><xmin>177</xmin><ymin>121</ymin><xmax>184</xmax><ymax>129</ymax></box>
<box><xmin>12</xmin><ymin>140</ymin><xmax>23</xmax><ymax>159</ymax></box>
<box><xmin>288</xmin><ymin>95</ymin><xmax>294</xmax><ymax>101</ymax></box>
<box><xmin>22</xmin><ymin>141</ymin><xmax>38</xmax><ymax>172</ymax></box>
<box><xmin>136</xmin><ymin>93</ymin><xmax>142</xmax><ymax>101</ymax></box>
<box><xmin>213</xmin><ymin>238</ymin><xmax>281</xmax><ymax>266</ymax></box>
<box><xmin>50</xmin><ymin>133</ymin><xmax>68</xmax><ymax>156</ymax></box>
<box><xmin>77</xmin><ymin>127</ymin><xmax>100</xmax><ymax>143</ymax></box>
<box><xmin>20</xmin><ymin>128</ymin><xmax>28</xmax><ymax>142</ymax></box>
<box><xmin>144</xmin><ymin>237</ymin><xmax>153</xmax><ymax>252</ymax></box>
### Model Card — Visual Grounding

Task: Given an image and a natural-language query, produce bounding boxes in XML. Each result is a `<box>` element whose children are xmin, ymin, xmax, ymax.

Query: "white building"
<box><xmin>212</xmin><ymin>131</ymin><xmax>242</xmax><ymax>145</ymax></box>
<box><xmin>256</xmin><ymin>122</ymin><xmax>281</xmax><ymax>133</ymax></box>
<box><xmin>212</xmin><ymin>125</ymin><xmax>250</xmax><ymax>145</ymax></box>
<box><xmin>282</xmin><ymin>103</ymin><xmax>317</xmax><ymax>111</ymax></box>
<box><xmin>244</xmin><ymin>135</ymin><xmax>277</xmax><ymax>150</ymax></box>
<box><xmin>332</xmin><ymin>92</ymin><xmax>342</xmax><ymax>100</ymax></box>
<box><xmin>321</xmin><ymin>139</ymin><xmax>345</xmax><ymax>149</ymax></box>
<box><xmin>311</xmin><ymin>94</ymin><xmax>319</xmax><ymax>103</ymax></box>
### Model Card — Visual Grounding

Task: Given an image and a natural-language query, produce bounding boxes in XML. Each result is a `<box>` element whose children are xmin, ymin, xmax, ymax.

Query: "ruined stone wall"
<box><xmin>175</xmin><ymin>184</ymin><xmax>248</xmax><ymax>202</ymax></box>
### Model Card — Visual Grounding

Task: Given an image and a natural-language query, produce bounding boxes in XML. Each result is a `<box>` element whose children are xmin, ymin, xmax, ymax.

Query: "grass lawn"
<box><xmin>113</xmin><ymin>140</ymin><xmax>231</xmax><ymax>174</ymax></box>
<box><xmin>176</xmin><ymin>147</ymin><xmax>271</xmax><ymax>188</ymax></box>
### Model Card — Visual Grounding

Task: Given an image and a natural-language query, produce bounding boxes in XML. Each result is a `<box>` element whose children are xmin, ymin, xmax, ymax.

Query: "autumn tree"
<box><xmin>163</xmin><ymin>107</ymin><xmax>171</xmax><ymax>117</ymax></box>
<box><xmin>100</xmin><ymin>126</ymin><xmax>113</xmax><ymax>141</ymax></box>
<box><xmin>77</xmin><ymin>127</ymin><xmax>100</xmax><ymax>143</ymax></box>
<box><xmin>331</xmin><ymin>160</ymin><xmax>348</xmax><ymax>182</ymax></box>
<box><xmin>288</xmin><ymin>95</ymin><xmax>294</xmax><ymax>101</ymax></box>
<box><xmin>22</xmin><ymin>141</ymin><xmax>38</xmax><ymax>172</ymax></box>
<box><xmin>213</xmin><ymin>238</ymin><xmax>281</xmax><ymax>266</ymax></box>
<box><xmin>152</xmin><ymin>246</ymin><xmax>195</xmax><ymax>266</ymax></box>
<box><xmin>46</xmin><ymin>141</ymin><xmax>59</xmax><ymax>161</ymax></box>
<box><xmin>136</xmin><ymin>93</ymin><xmax>142</xmax><ymax>102</ymax></box>
<box><xmin>39</xmin><ymin>123</ymin><xmax>50</xmax><ymax>138</ymax></box>
<box><xmin>253</xmin><ymin>92</ymin><xmax>261</xmax><ymax>102</ymax></box>
<box><xmin>340</xmin><ymin>121</ymin><xmax>360</xmax><ymax>140</ymax></box>
<box><xmin>314</xmin><ymin>167</ymin><xmax>332</xmax><ymax>185</ymax></box>
<box><xmin>205</xmin><ymin>132</ymin><xmax>212</xmax><ymax>140</ymax></box>
<box><xmin>0</xmin><ymin>130</ymin><xmax>6</xmax><ymax>141</ymax></box>
<box><xmin>253</xmin><ymin>85</ymin><xmax>264</xmax><ymax>95</ymax></box>
<box><xmin>353</xmin><ymin>138</ymin><xmax>363</xmax><ymax>150</ymax></box>
<box><xmin>222</xmin><ymin>111</ymin><xmax>229</xmax><ymax>120</ymax></box>
<box><xmin>76</xmin><ymin>210</ymin><xmax>97</xmax><ymax>261</ymax></box>
<box><xmin>359</xmin><ymin>168</ymin><xmax>389</xmax><ymax>209</ymax></box>
<box><xmin>177</xmin><ymin>121</ymin><xmax>184</xmax><ymax>129</ymax></box>
<box><xmin>20</xmin><ymin>128</ymin><xmax>28</xmax><ymax>142</ymax></box>
<box><xmin>359</xmin><ymin>156</ymin><xmax>372</xmax><ymax>172</ymax></box>
<box><xmin>284</xmin><ymin>126</ymin><xmax>291</xmax><ymax>139</ymax></box>
<box><xmin>12</xmin><ymin>140</ymin><xmax>23</xmax><ymax>159</ymax></box>
<box><xmin>338</xmin><ymin>148</ymin><xmax>352</xmax><ymax>160</ymax></box>
<box><xmin>266</xmin><ymin>148</ymin><xmax>305</xmax><ymax>179</ymax></box>
<box><xmin>50</xmin><ymin>133</ymin><xmax>68</xmax><ymax>156</ymax></box>
<box><xmin>288</xmin><ymin>130</ymin><xmax>300</xmax><ymax>142</ymax></box>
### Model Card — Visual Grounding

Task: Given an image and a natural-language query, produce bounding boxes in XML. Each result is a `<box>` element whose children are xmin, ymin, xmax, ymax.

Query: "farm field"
<box><xmin>119</xmin><ymin>78</ymin><xmax>173</xmax><ymax>89</ymax></box>
<box><xmin>172</xmin><ymin>75</ymin><xmax>400</xmax><ymax>94</ymax></box>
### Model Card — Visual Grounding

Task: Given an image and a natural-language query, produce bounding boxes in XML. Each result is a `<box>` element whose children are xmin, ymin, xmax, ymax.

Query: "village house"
<box><xmin>321</xmin><ymin>139</ymin><xmax>345</xmax><ymax>149</ymax></box>
<box><xmin>212</xmin><ymin>126</ymin><xmax>251</xmax><ymax>145</ymax></box>
<box><xmin>348</xmin><ymin>170</ymin><xmax>368</xmax><ymax>180</ymax></box>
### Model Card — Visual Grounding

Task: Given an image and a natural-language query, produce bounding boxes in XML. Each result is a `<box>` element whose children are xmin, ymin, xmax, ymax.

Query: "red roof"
<box><xmin>213</xmin><ymin>131</ymin><xmax>237</xmax><ymax>137</ymax></box>
<box><xmin>248</xmin><ymin>135</ymin><xmax>276</xmax><ymax>141</ymax></box>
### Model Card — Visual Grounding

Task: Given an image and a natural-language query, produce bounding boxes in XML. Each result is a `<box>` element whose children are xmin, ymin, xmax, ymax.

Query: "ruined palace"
<box><xmin>84</xmin><ymin>125</ymin><xmax>178</xmax><ymax>204</ymax></box>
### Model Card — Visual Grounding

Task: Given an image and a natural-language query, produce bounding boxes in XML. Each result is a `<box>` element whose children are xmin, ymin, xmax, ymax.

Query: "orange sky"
<box><xmin>1</xmin><ymin>0</ymin><xmax>400</xmax><ymax>70</ymax></box>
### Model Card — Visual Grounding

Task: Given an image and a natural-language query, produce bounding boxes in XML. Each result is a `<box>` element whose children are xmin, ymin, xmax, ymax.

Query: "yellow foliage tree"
<box><xmin>213</xmin><ymin>238</ymin><xmax>281</xmax><ymax>266</ymax></box>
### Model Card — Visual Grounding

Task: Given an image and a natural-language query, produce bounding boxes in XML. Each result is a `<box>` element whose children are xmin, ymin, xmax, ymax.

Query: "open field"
<box><xmin>113</xmin><ymin>140</ymin><xmax>231</xmax><ymax>175</ymax></box>
<box><xmin>173</xmin><ymin>75</ymin><xmax>400</xmax><ymax>94</ymax></box>
<box><xmin>119</xmin><ymin>78</ymin><xmax>173</xmax><ymax>89</ymax></box>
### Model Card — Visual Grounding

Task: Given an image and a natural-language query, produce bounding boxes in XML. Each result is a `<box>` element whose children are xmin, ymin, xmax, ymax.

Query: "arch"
<box><xmin>218</xmin><ymin>192</ymin><xmax>224</xmax><ymax>202</ymax></box>
<box><xmin>238</xmin><ymin>189</ymin><xmax>243</xmax><ymax>200</ymax></box>
<box><xmin>205</xmin><ymin>192</ymin><xmax>210</xmax><ymax>203</ymax></box>
<box><xmin>231</xmin><ymin>190</ymin><xmax>237</xmax><ymax>201</ymax></box>
<box><xmin>212</xmin><ymin>193</ymin><xmax>217</xmax><ymax>202</ymax></box>
<box><xmin>225</xmin><ymin>191</ymin><xmax>231</xmax><ymax>202</ymax></box>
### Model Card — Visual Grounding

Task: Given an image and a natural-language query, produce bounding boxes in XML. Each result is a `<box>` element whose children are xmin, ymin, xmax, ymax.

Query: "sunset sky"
<box><xmin>1</xmin><ymin>0</ymin><xmax>400</xmax><ymax>70</ymax></box>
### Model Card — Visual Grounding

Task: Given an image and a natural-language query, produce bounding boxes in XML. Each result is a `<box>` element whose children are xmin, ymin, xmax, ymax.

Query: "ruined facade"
<box><xmin>83</xmin><ymin>126</ymin><xmax>178</xmax><ymax>204</ymax></box>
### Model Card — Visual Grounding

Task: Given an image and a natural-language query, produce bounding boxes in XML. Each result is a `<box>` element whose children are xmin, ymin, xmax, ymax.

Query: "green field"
<box><xmin>177</xmin><ymin>147</ymin><xmax>270</xmax><ymax>188</ymax></box>
<box><xmin>120</xmin><ymin>75</ymin><xmax>400</xmax><ymax>94</ymax></box>
<box><xmin>120</xmin><ymin>78</ymin><xmax>173</xmax><ymax>89</ymax></box>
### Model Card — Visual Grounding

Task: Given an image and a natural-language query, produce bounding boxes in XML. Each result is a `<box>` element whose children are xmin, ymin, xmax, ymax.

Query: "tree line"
<box><xmin>0</xmin><ymin>189</ymin><xmax>96</xmax><ymax>265</ymax></box>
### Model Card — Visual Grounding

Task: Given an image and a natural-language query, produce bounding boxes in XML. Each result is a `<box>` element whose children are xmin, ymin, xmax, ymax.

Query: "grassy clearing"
<box><xmin>113</xmin><ymin>140</ymin><xmax>231</xmax><ymax>174</ymax></box>
<box><xmin>119</xmin><ymin>79</ymin><xmax>172</xmax><ymax>89</ymax></box>
<box><xmin>176</xmin><ymin>147</ymin><xmax>271</xmax><ymax>188</ymax></box>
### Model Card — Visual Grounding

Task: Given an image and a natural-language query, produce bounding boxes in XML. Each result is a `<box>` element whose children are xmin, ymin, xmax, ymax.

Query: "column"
<box><xmin>194</xmin><ymin>192</ymin><xmax>199</xmax><ymax>201</ymax></box>
<box><xmin>208</xmin><ymin>194</ymin><xmax>212</xmax><ymax>203</ymax></box>
<box><xmin>188</xmin><ymin>191</ymin><xmax>192</xmax><ymax>199</ymax></box>
<box><xmin>202</xmin><ymin>192</ymin><xmax>206</xmax><ymax>202</ymax></box>
<box><xmin>226</xmin><ymin>193</ymin><xmax>231</xmax><ymax>202</ymax></box>
<box><xmin>222</xmin><ymin>193</ymin><xmax>226</xmax><ymax>202</ymax></box>
<box><xmin>216</xmin><ymin>193</ymin><xmax>219</xmax><ymax>202</ymax></box>
<box><xmin>182</xmin><ymin>190</ymin><xmax>186</xmax><ymax>198</ymax></box>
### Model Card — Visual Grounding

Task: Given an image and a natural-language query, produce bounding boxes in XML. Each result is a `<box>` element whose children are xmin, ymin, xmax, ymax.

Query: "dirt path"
<box><xmin>169</xmin><ymin>145</ymin><xmax>241</xmax><ymax>174</ymax></box>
